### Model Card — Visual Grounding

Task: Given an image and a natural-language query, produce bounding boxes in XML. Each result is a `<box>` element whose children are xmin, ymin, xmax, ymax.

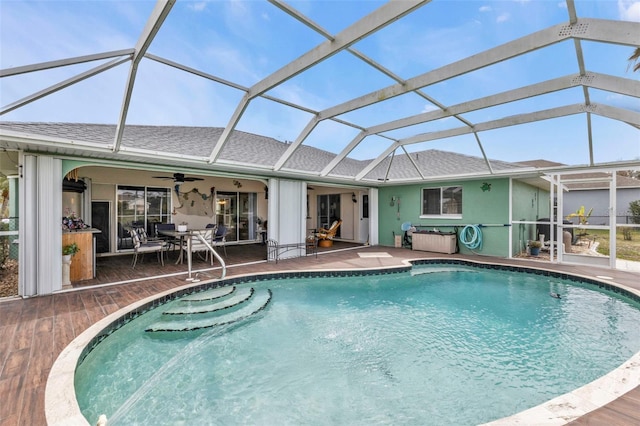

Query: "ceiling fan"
<box><xmin>152</xmin><ymin>172</ymin><xmax>204</xmax><ymax>185</ymax></box>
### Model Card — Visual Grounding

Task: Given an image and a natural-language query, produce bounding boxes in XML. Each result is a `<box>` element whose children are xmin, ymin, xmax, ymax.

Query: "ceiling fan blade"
<box><xmin>152</xmin><ymin>176</ymin><xmax>173</xmax><ymax>179</ymax></box>
<box><xmin>183</xmin><ymin>177</ymin><xmax>204</xmax><ymax>181</ymax></box>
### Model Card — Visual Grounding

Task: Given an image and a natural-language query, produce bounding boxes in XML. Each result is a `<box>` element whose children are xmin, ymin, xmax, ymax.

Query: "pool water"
<box><xmin>75</xmin><ymin>266</ymin><xmax>640</xmax><ymax>425</ymax></box>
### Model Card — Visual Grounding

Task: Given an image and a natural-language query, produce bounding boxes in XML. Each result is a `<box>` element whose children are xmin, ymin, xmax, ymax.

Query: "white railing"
<box><xmin>186</xmin><ymin>232</ymin><xmax>226</xmax><ymax>281</ymax></box>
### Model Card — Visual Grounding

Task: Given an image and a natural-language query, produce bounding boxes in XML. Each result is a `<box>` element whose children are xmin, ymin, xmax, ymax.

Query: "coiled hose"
<box><xmin>459</xmin><ymin>225</ymin><xmax>483</xmax><ymax>250</ymax></box>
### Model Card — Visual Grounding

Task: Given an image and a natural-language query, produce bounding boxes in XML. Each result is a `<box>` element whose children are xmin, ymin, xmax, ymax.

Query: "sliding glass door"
<box><xmin>116</xmin><ymin>185</ymin><xmax>170</xmax><ymax>250</ymax></box>
<box><xmin>317</xmin><ymin>194</ymin><xmax>341</xmax><ymax>237</ymax></box>
<box><xmin>216</xmin><ymin>191</ymin><xmax>258</xmax><ymax>242</ymax></box>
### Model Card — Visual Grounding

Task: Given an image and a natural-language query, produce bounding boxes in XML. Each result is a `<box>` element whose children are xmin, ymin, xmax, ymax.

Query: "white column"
<box><xmin>19</xmin><ymin>154</ymin><xmax>62</xmax><ymax>296</ymax></box>
<box><xmin>609</xmin><ymin>172</ymin><xmax>617</xmax><ymax>269</ymax></box>
<box><xmin>369</xmin><ymin>187</ymin><xmax>379</xmax><ymax>246</ymax></box>
<box><xmin>19</xmin><ymin>155</ymin><xmax>38</xmax><ymax>297</ymax></box>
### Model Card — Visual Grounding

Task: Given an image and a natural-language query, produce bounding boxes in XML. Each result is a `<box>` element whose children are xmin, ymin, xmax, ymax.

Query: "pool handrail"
<box><xmin>187</xmin><ymin>232</ymin><xmax>226</xmax><ymax>280</ymax></box>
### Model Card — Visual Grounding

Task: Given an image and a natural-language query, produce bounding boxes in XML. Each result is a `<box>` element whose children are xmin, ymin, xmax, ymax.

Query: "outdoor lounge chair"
<box><xmin>316</xmin><ymin>219</ymin><xmax>342</xmax><ymax>247</ymax></box>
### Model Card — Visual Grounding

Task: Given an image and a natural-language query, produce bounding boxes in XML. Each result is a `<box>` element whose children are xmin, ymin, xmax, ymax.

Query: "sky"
<box><xmin>0</xmin><ymin>0</ymin><xmax>639</xmax><ymax>167</ymax></box>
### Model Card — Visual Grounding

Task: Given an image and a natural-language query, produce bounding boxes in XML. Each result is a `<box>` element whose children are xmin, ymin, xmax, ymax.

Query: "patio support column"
<box><xmin>19</xmin><ymin>154</ymin><xmax>62</xmax><ymax>296</ymax></box>
<box><xmin>267</xmin><ymin>178</ymin><xmax>307</xmax><ymax>260</ymax></box>
<box><xmin>609</xmin><ymin>172</ymin><xmax>617</xmax><ymax>269</ymax></box>
<box><xmin>368</xmin><ymin>188</ymin><xmax>379</xmax><ymax>246</ymax></box>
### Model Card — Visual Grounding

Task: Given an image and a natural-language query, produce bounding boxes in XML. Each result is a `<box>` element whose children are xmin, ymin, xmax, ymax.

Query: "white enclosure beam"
<box><xmin>271</xmin><ymin>0</ymin><xmax>450</xmax><ymax>160</ymax></box>
<box><xmin>403</xmin><ymin>104</ymin><xmax>585</xmax><ymax>145</ymax></box>
<box><xmin>356</xmin><ymin>143</ymin><xmax>400</xmax><ymax>181</ymax></box>
<box><xmin>250</xmin><ymin>1</ymin><xmax>427</xmax><ymax>99</ymax></box>
<box><xmin>320</xmin><ymin>131</ymin><xmax>367</xmax><ymax>176</ymax></box>
<box><xmin>211</xmin><ymin>0</ymin><xmax>428</xmax><ymax>166</ymax></box>
<box><xmin>355</xmin><ymin>104</ymin><xmax>586</xmax><ymax>181</ymax></box>
<box><xmin>318</xmin><ymin>19</ymin><xmax>639</xmax><ymax>121</ymax></box>
<box><xmin>0</xmin><ymin>49</ymin><xmax>134</xmax><ymax>78</ymax></box>
<box><xmin>401</xmin><ymin>145</ymin><xmax>426</xmax><ymax>180</ymax></box>
<box><xmin>208</xmin><ymin>94</ymin><xmax>251</xmax><ymax>163</ymax></box>
<box><xmin>365</xmin><ymin>72</ymin><xmax>638</xmax><ymax>137</ymax></box>
<box><xmin>113</xmin><ymin>0</ymin><xmax>176</xmax><ymax>153</ymax></box>
<box><xmin>587</xmin><ymin>112</ymin><xmax>594</xmax><ymax>166</ymax></box>
<box><xmin>273</xmin><ymin>116</ymin><xmax>320</xmax><ymax>170</ymax></box>
<box><xmin>147</xmin><ymin>53</ymin><xmax>357</xmax><ymax>120</ymax></box>
<box><xmin>588</xmin><ymin>103</ymin><xmax>640</xmax><ymax>126</ymax></box>
<box><xmin>1</xmin><ymin>58</ymin><xmax>129</xmax><ymax>115</ymax></box>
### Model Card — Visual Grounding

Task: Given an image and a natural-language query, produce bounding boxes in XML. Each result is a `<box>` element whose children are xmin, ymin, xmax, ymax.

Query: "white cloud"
<box><xmin>188</xmin><ymin>2</ymin><xmax>208</xmax><ymax>12</ymax></box>
<box><xmin>479</xmin><ymin>6</ymin><xmax>492</xmax><ymax>12</ymax></box>
<box><xmin>496</xmin><ymin>12</ymin><xmax>511</xmax><ymax>23</ymax></box>
<box><xmin>421</xmin><ymin>104</ymin><xmax>439</xmax><ymax>114</ymax></box>
<box><xmin>557</xmin><ymin>2</ymin><xmax>567</xmax><ymax>9</ymax></box>
<box><xmin>618</xmin><ymin>0</ymin><xmax>640</xmax><ymax>21</ymax></box>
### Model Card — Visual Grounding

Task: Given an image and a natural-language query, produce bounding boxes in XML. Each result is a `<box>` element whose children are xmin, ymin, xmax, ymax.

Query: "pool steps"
<box><xmin>162</xmin><ymin>287</ymin><xmax>253</xmax><ymax>315</ymax></box>
<box><xmin>145</xmin><ymin>288</ymin><xmax>272</xmax><ymax>332</ymax></box>
<box><xmin>178</xmin><ymin>285</ymin><xmax>236</xmax><ymax>302</ymax></box>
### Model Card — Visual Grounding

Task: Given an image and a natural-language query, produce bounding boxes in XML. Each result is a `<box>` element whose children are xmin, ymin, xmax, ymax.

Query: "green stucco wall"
<box><xmin>378</xmin><ymin>178</ymin><xmax>511</xmax><ymax>257</ymax></box>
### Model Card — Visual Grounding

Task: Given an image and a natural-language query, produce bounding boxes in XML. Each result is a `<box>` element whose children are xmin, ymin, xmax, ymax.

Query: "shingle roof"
<box><xmin>1</xmin><ymin>121</ymin><xmax>533</xmax><ymax>182</ymax></box>
<box><xmin>516</xmin><ymin>160</ymin><xmax>640</xmax><ymax>189</ymax></box>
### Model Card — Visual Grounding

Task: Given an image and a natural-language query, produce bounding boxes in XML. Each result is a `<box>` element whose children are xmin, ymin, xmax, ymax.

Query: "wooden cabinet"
<box><xmin>62</xmin><ymin>230</ymin><xmax>96</xmax><ymax>281</ymax></box>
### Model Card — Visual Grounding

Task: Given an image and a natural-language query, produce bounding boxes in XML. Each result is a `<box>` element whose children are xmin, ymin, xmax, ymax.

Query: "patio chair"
<box><xmin>212</xmin><ymin>225</ymin><xmax>227</xmax><ymax>256</ymax></box>
<box><xmin>155</xmin><ymin>222</ymin><xmax>179</xmax><ymax>252</ymax></box>
<box><xmin>315</xmin><ymin>219</ymin><xmax>342</xmax><ymax>247</ymax></box>
<box><xmin>401</xmin><ymin>222</ymin><xmax>416</xmax><ymax>248</ymax></box>
<box><xmin>130</xmin><ymin>228</ymin><xmax>166</xmax><ymax>268</ymax></box>
<box><xmin>117</xmin><ymin>222</ymin><xmax>133</xmax><ymax>249</ymax></box>
<box><xmin>182</xmin><ymin>229</ymin><xmax>214</xmax><ymax>265</ymax></box>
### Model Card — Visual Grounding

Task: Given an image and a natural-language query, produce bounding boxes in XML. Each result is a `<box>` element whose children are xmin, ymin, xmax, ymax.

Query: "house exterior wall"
<box><xmin>378</xmin><ymin>178</ymin><xmax>512</xmax><ymax>257</ymax></box>
<box><xmin>65</xmin><ymin>163</ymin><xmax>269</xmax><ymax>252</ymax></box>
<box><xmin>563</xmin><ymin>188</ymin><xmax>640</xmax><ymax>225</ymax></box>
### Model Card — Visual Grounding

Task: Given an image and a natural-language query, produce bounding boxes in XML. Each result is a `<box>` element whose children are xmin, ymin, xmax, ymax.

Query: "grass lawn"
<box><xmin>583</xmin><ymin>228</ymin><xmax>640</xmax><ymax>262</ymax></box>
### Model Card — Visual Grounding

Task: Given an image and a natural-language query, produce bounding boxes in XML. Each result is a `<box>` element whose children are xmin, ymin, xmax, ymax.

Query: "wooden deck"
<box><xmin>1</xmin><ymin>243</ymin><xmax>639</xmax><ymax>425</ymax></box>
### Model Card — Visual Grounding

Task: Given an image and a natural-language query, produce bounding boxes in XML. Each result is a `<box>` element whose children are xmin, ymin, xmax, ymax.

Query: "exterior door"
<box><xmin>359</xmin><ymin>193</ymin><xmax>369</xmax><ymax>244</ymax></box>
<box><xmin>91</xmin><ymin>201</ymin><xmax>110</xmax><ymax>253</ymax></box>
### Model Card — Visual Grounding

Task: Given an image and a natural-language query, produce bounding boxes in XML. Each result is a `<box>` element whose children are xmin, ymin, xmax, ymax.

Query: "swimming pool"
<box><xmin>67</xmin><ymin>262</ymin><xmax>640</xmax><ymax>425</ymax></box>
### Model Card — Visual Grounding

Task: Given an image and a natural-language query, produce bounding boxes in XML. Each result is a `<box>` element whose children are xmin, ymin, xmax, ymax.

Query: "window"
<box><xmin>362</xmin><ymin>194</ymin><xmax>369</xmax><ymax>219</ymax></box>
<box><xmin>421</xmin><ymin>186</ymin><xmax>462</xmax><ymax>216</ymax></box>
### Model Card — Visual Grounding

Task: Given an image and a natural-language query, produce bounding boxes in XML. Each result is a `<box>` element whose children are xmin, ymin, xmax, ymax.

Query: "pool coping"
<box><xmin>45</xmin><ymin>259</ymin><xmax>640</xmax><ymax>426</ymax></box>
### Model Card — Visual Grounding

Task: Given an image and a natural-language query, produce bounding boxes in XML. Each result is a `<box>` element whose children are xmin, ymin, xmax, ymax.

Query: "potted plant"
<box><xmin>62</xmin><ymin>242</ymin><xmax>79</xmax><ymax>286</ymax></box>
<box><xmin>63</xmin><ymin>242</ymin><xmax>80</xmax><ymax>258</ymax></box>
<box><xmin>529</xmin><ymin>240</ymin><xmax>542</xmax><ymax>256</ymax></box>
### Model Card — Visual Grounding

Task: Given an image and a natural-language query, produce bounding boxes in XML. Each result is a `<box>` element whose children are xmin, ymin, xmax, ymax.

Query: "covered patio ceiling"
<box><xmin>0</xmin><ymin>0</ymin><xmax>639</xmax><ymax>184</ymax></box>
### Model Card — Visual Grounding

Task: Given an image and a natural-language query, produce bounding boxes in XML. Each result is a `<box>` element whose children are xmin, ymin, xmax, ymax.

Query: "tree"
<box><xmin>629</xmin><ymin>47</ymin><xmax>640</xmax><ymax>72</ymax></box>
<box><xmin>630</xmin><ymin>200</ymin><xmax>640</xmax><ymax>225</ymax></box>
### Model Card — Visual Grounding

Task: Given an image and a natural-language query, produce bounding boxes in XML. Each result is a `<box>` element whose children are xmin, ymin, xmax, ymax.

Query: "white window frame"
<box><xmin>420</xmin><ymin>186</ymin><xmax>463</xmax><ymax>219</ymax></box>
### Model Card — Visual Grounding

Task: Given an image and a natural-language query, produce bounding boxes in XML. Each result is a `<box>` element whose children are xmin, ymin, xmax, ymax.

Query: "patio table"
<box><xmin>158</xmin><ymin>228</ymin><xmax>213</xmax><ymax>265</ymax></box>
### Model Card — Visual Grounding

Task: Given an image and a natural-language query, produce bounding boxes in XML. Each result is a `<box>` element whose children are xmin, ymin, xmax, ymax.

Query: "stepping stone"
<box><xmin>180</xmin><ymin>286</ymin><xmax>235</xmax><ymax>302</ymax></box>
<box><xmin>163</xmin><ymin>287</ymin><xmax>253</xmax><ymax>315</ymax></box>
<box><xmin>145</xmin><ymin>289</ymin><xmax>272</xmax><ymax>332</ymax></box>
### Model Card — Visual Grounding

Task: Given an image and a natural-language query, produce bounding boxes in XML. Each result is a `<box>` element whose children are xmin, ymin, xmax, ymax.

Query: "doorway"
<box><xmin>317</xmin><ymin>194</ymin><xmax>341</xmax><ymax>238</ymax></box>
<box><xmin>359</xmin><ymin>193</ymin><xmax>369</xmax><ymax>244</ymax></box>
<box><xmin>91</xmin><ymin>201</ymin><xmax>110</xmax><ymax>253</ymax></box>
